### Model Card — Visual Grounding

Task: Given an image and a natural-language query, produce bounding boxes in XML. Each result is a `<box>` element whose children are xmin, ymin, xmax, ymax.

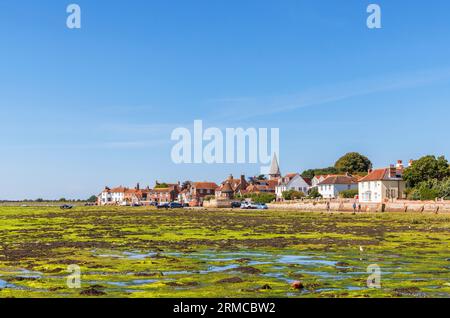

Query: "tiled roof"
<box><xmin>302</xmin><ymin>177</ymin><xmax>312</xmax><ymax>186</ymax></box>
<box><xmin>193</xmin><ymin>182</ymin><xmax>219</xmax><ymax>190</ymax></box>
<box><xmin>221</xmin><ymin>182</ymin><xmax>234</xmax><ymax>193</ymax></box>
<box><xmin>317</xmin><ymin>175</ymin><xmax>358</xmax><ymax>185</ymax></box>
<box><xmin>110</xmin><ymin>187</ymin><xmax>127</xmax><ymax>193</ymax></box>
<box><xmin>151</xmin><ymin>188</ymin><xmax>173</xmax><ymax>193</ymax></box>
<box><xmin>358</xmin><ymin>169</ymin><xmax>401</xmax><ymax>182</ymax></box>
<box><xmin>266</xmin><ymin>180</ymin><xmax>279</xmax><ymax>189</ymax></box>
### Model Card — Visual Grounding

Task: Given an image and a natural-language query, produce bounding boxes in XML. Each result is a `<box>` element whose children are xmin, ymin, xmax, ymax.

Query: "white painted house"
<box><xmin>275</xmin><ymin>173</ymin><xmax>312</xmax><ymax>199</ymax></box>
<box><xmin>317</xmin><ymin>175</ymin><xmax>358</xmax><ymax>199</ymax></box>
<box><xmin>311</xmin><ymin>175</ymin><xmax>333</xmax><ymax>188</ymax></box>
<box><xmin>358</xmin><ymin>165</ymin><xmax>406</xmax><ymax>203</ymax></box>
<box><xmin>99</xmin><ymin>186</ymin><xmax>126</xmax><ymax>205</ymax></box>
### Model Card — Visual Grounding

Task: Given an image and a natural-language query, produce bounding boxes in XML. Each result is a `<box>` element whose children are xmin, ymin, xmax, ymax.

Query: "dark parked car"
<box><xmin>157</xmin><ymin>203</ymin><xmax>169</xmax><ymax>209</ymax></box>
<box><xmin>60</xmin><ymin>205</ymin><xmax>73</xmax><ymax>210</ymax></box>
<box><xmin>168</xmin><ymin>202</ymin><xmax>183</xmax><ymax>209</ymax></box>
<box><xmin>231</xmin><ymin>201</ymin><xmax>242</xmax><ymax>208</ymax></box>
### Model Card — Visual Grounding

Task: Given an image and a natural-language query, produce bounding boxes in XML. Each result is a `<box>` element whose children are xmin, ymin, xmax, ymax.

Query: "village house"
<box><xmin>124</xmin><ymin>183</ymin><xmax>151</xmax><ymax>205</ymax></box>
<box><xmin>275</xmin><ymin>173</ymin><xmax>312</xmax><ymax>200</ymax></box>
<box><xmin>178</xmin><ymin>181</ymin><xmax>219</xmax><ymax>206</ymax></box>
<box><xmin>358</xmin><ymin>161</ymin><xmax>407</xmax><ymax>203</ymax></box>
<box><xmin>148</xmin><ymin>182</ymin><xmax>180</xmax><ymax>203</ymax></box>
<box><xmin>99</xmin><ymin>184</ymin><xmax>151</xmax><ymax>205</ymax></box>
<box><xmin>215</xmin><ymin>174</ymin><xmax>248</xmax><ymax>198</ymax></box>
<box><xmin>99</xmin><ymin>186</ymin><xmax>126</xmax><ymax>205</ymax></box>
<box><xmin>311</xmin><ymin>175</ymin><xmax>332</xmax><ymax>188</ymax></box>
<box><xmin>190</xmin><ymin>182</ymin><xmax>219</xmax><ymax>205</ymax></box>
<box><xmin>215</xmin><ymin>181</ymin><xmax>234</xmax><ymax>200</ymax></box>
<box><xmin>317</xmin><ymin>175</ymin><xmax>359</xmax><ymax>199</ymax></box>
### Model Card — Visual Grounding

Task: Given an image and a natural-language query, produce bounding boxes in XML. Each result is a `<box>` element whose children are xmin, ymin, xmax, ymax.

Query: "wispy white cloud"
<box><xmin>99</xmin><ymin>123</ymin><xmax>179</xmax><ymax>134</ymax></box>
<box><xmin>2</xmin><ymin>140</ymin><xmax>168</xmax><ymax>150</ymax></box>
<box><xmin>207</xmin><ymin>67</ymin><xmax>450</xmax><ymax>121</ymax></box>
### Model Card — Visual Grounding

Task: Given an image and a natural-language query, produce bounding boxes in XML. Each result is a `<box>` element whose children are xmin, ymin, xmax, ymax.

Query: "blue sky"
<box><xmin>1</xmin><ymin>0</ymin><xmax>450</xmax><ymax>199</ymax></box>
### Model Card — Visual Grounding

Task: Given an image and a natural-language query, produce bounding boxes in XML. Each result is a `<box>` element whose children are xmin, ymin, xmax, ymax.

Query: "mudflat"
<box><xmin>0</xmin><ymin>206</ymin><xmax>449</xmax><ymax>298</ymax></box>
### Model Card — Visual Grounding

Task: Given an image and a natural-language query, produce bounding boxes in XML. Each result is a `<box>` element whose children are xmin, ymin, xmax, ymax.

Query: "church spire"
<box><xmin>268</xmin><ymin>153</ymin><xmax>281</xmax><ymax>180</ymax></box>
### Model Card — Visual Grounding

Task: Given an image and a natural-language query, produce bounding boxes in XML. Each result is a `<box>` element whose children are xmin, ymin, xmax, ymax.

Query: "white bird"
<box><xmin>359</xmin><ymin>246</ymin><xmax>364</xmax><ymax>252</ymax></box>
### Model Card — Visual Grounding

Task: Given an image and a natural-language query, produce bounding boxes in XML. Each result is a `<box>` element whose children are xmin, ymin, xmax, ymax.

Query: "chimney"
<box><xmin>396</xmin><ymin>160</ymin><xmax>404</xmax><ymax>170</ymax></box>
<box><xmin>136</xmin><ymin>183</ymin><xmax>140</xmax><ymax>190</ymax></box>
<box><xmin>389</xmin><ymin>164</ymin><xmax>396</xmax><ymax>178</ymax></box>
<box><xmin>409</xmin><ymin>159</ymin><xmax>414</xmax><ymax>167</ymax></box>
<box><xmin>240</xmin><ymin>174</ymin><xmax>247</xmax><ymax>187</ymax></box>
<box><xmin>368</xmin><ymin>168</ymin><xmax>373</xmax><ymax>174</ymax></box>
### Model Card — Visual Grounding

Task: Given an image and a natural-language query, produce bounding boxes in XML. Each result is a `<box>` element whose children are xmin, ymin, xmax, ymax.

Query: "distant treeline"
<box><xmin>0</xmin><ymin>195</ymin><xmax>97</xmax><ymax>203</ymax></box>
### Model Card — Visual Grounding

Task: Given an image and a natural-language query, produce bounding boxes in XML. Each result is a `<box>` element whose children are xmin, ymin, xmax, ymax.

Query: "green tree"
<box><xmin>407</xmin><ymin>180</ymin><xmax>440</xmax><ymax>200</ymax></box>
<box><xmin>339</xmin><ymin>189</ymin><xmax>359</xmax><ymax>199</ymax></box>
<box><xmin>436</xmin><ymin>177</ymin><xmax>450</xmax><ymax>199</ymax></box>
<box><xmin>334</xmin><ymin>152</ymin><xmax>372</xmax><ymax>174</ymax></box>
<box><xmin>282</xmin><ymin>190</ymin><xmax>305</xmax><ymax>200</ymax></box>
<box><xmin>403</xmin><ymin>155</ymin><xmax>450</xmax><ymax>188</ymax></box>
<box><xmin>307</xmin><ymin>188</ymin><xmax>322</xmax><ymax>199</ymax></box>
<box><xmin>155</xmin><ymin>183</ymin><xmax>169</xmax><ymax>189</ymax></box>
<box><xmin>301</xmin><ymin>167</ymin><xmax>338</xmax><ymax>179</ymax></box>
<box><xmin>243</xmin><ymin>193</ymin><xmax>276</xmax><ymax>204</ymax></box>
<box><xmin>87</xmin><ymin>195</ymin><xmax>98</xmax><ymax>203</ymax></box>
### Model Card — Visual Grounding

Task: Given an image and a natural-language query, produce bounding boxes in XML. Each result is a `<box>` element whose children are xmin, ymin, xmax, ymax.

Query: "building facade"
<box><xmin>358</xmin><ymin>166</ymin><xmax>406</xmax><ymax>203</ymax></box>
<box><xmin>275</xmin><ymin>173</ymin><xmax>312</xmax><ymax>199</ymax></box>
<box><xmin>317</xmin><ymin>175</ymin><xmax>358</xmax><ymax>199</ymax></box>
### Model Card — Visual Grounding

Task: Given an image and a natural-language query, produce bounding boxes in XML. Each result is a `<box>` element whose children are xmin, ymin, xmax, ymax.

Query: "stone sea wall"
<box><xmin>267</xmin><ymin>200</ymin><xmax>450</xmax><ymax>213</ymax></box>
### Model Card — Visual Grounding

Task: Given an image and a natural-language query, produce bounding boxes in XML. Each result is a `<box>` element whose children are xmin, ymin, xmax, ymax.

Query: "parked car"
<box><xmin>231</xmin><ymin>201</ymin><xmax>242</xmax><ymax>208</ymax></box>
<box><xmin>60</xmin><ymin>204</ymin><xmax>73</xmax><ymax>210</ymax></box>
<box><xmin>240</xmin><ymin>202</ymin><xmax>257</xmax><ymax>209</ymax></box>
<box><xmin>157</xmin><ymin>203</ymin><xmax>169</xmax><ymax>209</ymax></box>
<box><xmin>256</xmin><ymin>203</ymin><xmax>268</xmax><ymax>210</ymax></box>
<box><xmin>168</xmin><ymin>202</ymin><xmax>183</xmax><ymax>209</ymax></box>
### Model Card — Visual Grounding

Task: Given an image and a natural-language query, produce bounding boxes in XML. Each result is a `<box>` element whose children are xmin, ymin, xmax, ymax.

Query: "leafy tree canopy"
<box><xmin>334</xmin><ymin>152</ymin><xmax>372</xmax><ymax>174</ymax></box>
<box><xmin>87</xmin><ymin>195</ymin><xmax>98</xmax><ymax>202</ymax></box>
<box><xmin>339</xmin><ymin>189</ymin><xmax>359</xmax><ymax>199</ymax></box>
<box><xmin>307</xmin><ymin>187</ymin><xmax>322</xmax><ymax>199</ymax></box>
<box><xmin>403</xmin><ymin>155</ymin><xmax>450</xmax><ymax>188</ymax></box>
<box><xmin>301</xmin><ymin>167</ymin><xmax>338</xmax><ymax>179</ymax></box>
<box><xmin>282</xmin><ymin>190</ymin><xmax>305</xmax><ymax>201</ymax></box>
<box><xmin>242</xmin><ymin>193</ymin><xmax>276</xmax><ymax>204</ymax></box>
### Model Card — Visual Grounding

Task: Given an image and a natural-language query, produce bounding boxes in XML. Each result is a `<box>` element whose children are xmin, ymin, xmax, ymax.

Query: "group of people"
<box><xmin>325</xmin><ymin>201</ymin><xmax>362</xmax><ymax>213</ymax></box>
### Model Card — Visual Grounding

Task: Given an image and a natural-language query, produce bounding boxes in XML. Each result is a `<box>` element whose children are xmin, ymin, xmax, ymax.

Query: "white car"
<box><xmin>240</xmin><ymin>202</ymin><xmax>258</xmax><ymax>209</ymax></box>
